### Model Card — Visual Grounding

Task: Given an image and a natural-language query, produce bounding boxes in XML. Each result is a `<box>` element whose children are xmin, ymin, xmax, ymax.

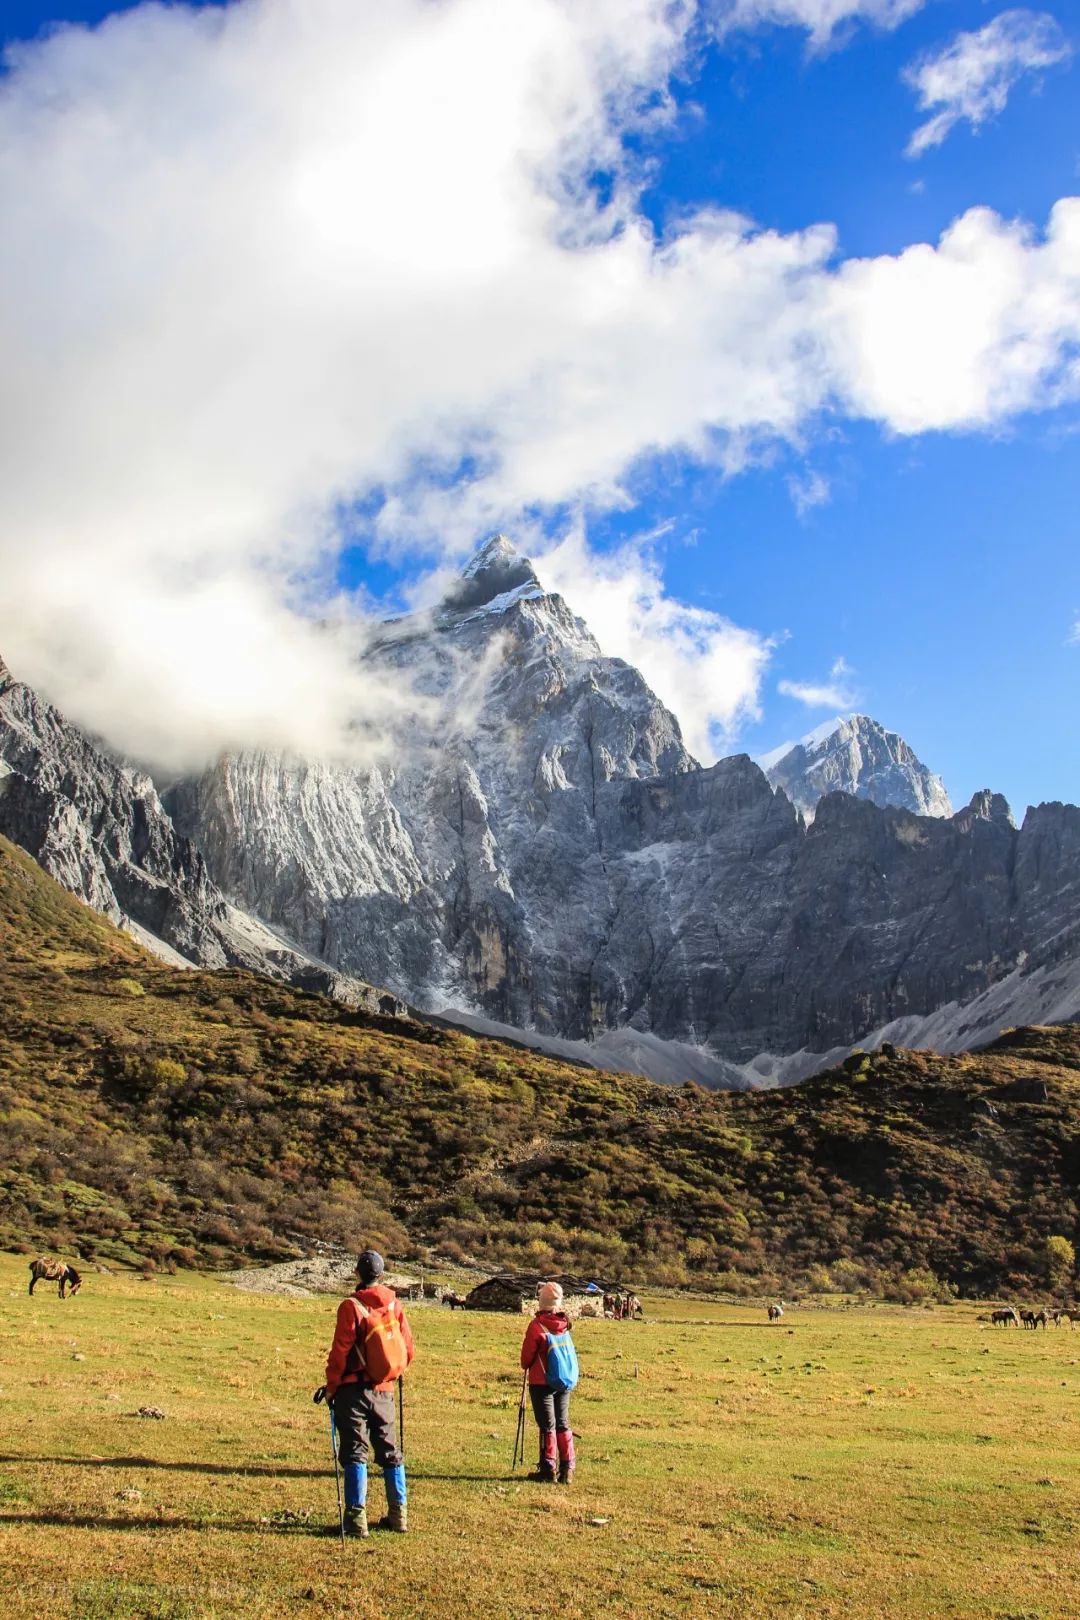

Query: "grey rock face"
<box><xmin>762</xmin><ymin>715</ymin><xmax>953</xmax><ymax>821</ymax></box>
<box><xmin>0</xmin><ymin>666</ymin><xmax>228</xmax><ymax>960</ymax></box>
<box><xmin>0</xmin><ymin>659</ymin><xmax>395</xmax><ymax>1012</ymax></box>
<box><xmin>166</xmin><ymin>539</ymin><xmax>693</xmax><ymax>1023</ymax></box>
<box><xmin>166</xmin><ymin>539</ymin><xmax>1080</xmax><ymax>1072</ymax></box>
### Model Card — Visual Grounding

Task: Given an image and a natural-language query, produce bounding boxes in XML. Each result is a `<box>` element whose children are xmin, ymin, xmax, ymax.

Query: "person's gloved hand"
<box><xmin>312</xmin><ymin>1385</ymin><xmax>327</xmax><ymax>1404</ymax></box>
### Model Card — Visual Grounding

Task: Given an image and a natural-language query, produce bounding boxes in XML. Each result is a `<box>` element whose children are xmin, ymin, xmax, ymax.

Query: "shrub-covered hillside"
<box><xmin>2</xmin><ymin>835</ymin><xmax>1078</xmax><ymax>1296</ymax></box>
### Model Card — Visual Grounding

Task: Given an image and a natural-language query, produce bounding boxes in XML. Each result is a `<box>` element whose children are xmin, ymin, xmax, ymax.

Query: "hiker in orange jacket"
<box><xmin>520</xmin><ymin>1280</ymin><xmax>575</xmax><ymax>1484</ymax></box>
<box><xmin>317</xmin><ymin>1250</ymin><xmax>415</xmax><ymax>1537</ymax></box>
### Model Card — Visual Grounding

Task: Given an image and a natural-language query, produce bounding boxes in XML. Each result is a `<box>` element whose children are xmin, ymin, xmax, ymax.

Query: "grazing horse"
<box><xmin>1052</xmin><ymin>1310</ymin><xmax>1073</xmax><ymax>1328</ymax></box>
<box><xmin>991</xmin><ymin>1307</ymin><xmax>1019</xmax><ymax>1326</ymax></box>
<box><xmin>442</xmin><ymin>1290</ymin><xmax>468</xmax><ymax>1310</ymax></box>
<box><xmin>767</xmin><ymin>1302</ymin><xmax>784</xmax><ymax>1323</ymax></box>
<box><xmin>28</xmin><ymin>1258</ymin><xmax>82</xmax><ymax>1298</ymax></box>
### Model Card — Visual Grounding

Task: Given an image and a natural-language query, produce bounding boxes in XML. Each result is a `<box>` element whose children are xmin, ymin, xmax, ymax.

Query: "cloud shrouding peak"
<box><xmin>1</xmin><ymin>0</ymin><xmax>1079</xmax><ymax>768</ymax></box>
<box><xmin>533</xmin><ymin>531</ymin><xmax>772</xmax><ymax>760</ymax></box>
<box><xmin>904</xmin><ymin>9</ymin><xmax>1072</xmax><ymax>157</ymax></box>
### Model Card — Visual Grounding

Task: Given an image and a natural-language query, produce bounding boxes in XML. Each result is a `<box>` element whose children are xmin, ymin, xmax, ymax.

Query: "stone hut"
<box><xmin>464</xmin><ymin>1272</ymin><xmax>630</xmax><ymax>1318</ymax></box>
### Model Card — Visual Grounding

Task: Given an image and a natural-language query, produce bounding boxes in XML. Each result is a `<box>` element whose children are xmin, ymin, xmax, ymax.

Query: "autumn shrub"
<box><xmin>3</xmin><ymin>833</ymin><xmax>1080</xmax><ymax>1292</ymax></box>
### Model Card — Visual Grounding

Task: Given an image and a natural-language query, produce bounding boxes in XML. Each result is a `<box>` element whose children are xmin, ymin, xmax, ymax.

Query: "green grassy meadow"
<box><xmin>2</xmin><ymin>1257</ymin><xmax>1080</xmax><ymax>1618</ymax></box>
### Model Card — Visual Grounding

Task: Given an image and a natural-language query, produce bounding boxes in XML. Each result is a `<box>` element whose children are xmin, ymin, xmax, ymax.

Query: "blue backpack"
<box><xmin>544</xmin><ymin>1326</ymin><xmax>579</xmax><ymax>1392</ymax></box>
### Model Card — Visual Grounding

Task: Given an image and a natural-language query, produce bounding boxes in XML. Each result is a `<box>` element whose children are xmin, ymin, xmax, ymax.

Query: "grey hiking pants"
<box><xmin>529</xmin><ymin>1384</ymin><xmax>571</xmax><ymax>1435</ymax></box>
<box><xmin>332</xmin><ymin>1383</ymin><xmax>402</xmax><ymax>1468</ymax></box>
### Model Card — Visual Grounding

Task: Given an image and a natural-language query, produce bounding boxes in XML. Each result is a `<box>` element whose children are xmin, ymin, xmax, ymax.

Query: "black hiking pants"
<box><xmin>332</xmin><ymin>1383</ymin><xmax>402</xmax><ymax>1468</ymax></box>
<box><xmin>529</xmin><ymin>1384</ymin><xmax>571</xmax><ymax>1436</ymax></box>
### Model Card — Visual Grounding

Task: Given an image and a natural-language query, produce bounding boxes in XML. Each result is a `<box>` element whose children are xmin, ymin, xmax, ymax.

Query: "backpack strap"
<box><xmin>345</xmin><ymin>1297</ymin><xmax>370</xmax><ymax>1376</ymax></box>
<box><xmin>529</xmin><ymin>1318</ymin><xmax>557</xmax><ymax>1370</ymax></box>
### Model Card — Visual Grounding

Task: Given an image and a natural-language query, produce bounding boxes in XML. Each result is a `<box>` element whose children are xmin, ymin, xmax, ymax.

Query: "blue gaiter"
<box><xmin>343</xmin><ymin>1462</ymin><xmax>367</xmax><ymax>1509</ymax></box>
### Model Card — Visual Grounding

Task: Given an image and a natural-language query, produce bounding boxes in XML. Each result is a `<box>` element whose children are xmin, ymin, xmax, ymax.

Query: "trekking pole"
<box><xmin>397</xmin><ymin>1375</ymin><xmax>405</xmax><ymax>1458</ymax></box>
<box><xmin>328</xmin><ymin>1405</ymin><xmax>346</xmax><ymax>1547</ymax></box>
<box><xmin>314</xmin><ymin>1385</ymin><xmax>346</xmax><ymax>1545</ymax></box>
<box><xmin>512</xmin><ymin>1373</ymin><xmax>527</xmax><ymax>1471</ymax></box>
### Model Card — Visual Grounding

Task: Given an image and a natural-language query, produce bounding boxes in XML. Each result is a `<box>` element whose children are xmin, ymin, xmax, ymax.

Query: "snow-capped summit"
<box><xmin>442</xmin><ymin>534</ymin><xmax>543</xmax><ymax>616</ymax></box>
<box><xmin>762</xmin><ymin>714</ymin><xmax>952</xmax><ymax>821</ymax></box>
<box><xmin>461</xmin><ymin>532</ymin><xmax>529</xmax><ymax>581</ymax></box>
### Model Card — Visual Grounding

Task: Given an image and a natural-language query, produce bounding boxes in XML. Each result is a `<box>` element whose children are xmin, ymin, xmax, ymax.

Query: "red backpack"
<box><xmin>345</xmin><ymin>1297</ymin><xmax>409</xmax><ymax>1385</ymax></box>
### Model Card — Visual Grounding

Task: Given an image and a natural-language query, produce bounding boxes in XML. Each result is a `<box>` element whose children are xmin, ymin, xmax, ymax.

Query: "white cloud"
<box><xmin>904</xmin><ymin>9</ymin><xmax>1072</xmax><ymax>157</ymax></box>
<box><xmin>824</xmin><ymin>201</ymin><xmax>1080</xmax><ymax>433</ymax></box>
<box><xmin>0</xmin><ymin>0</ymin><xmax>700</xmax><ymax>765</ymax></box>
<box><xmin>534</xmin><ymin>529</ymin><xmax>773</xmax><ymax>759</ymax></box>
<box><xmin>714</xmin><ymin>0</ymin><xmax>924</xmax><ymax>50</ymax></box>
<box><xmin>1068</xmin><ymin>617</ymin><xmax>1080</xmax><ymax>646</ymax></box>
<box><xmin>788</xmin><ymin>468</ymin><xmax>831</xmax><ymax>516</ymax></box>
<box><xmin>778</xmin><ymin>656</ymin><xmax>857</xmax><ymax>707</ymax></box>
<box><xmin>0</xmin><ymin>0</ymin><xmax>1079</xmax><ymax>769</ymax></box>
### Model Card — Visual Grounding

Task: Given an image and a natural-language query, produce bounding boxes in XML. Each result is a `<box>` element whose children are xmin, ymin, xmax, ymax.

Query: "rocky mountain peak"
<box><xmin>0</xmin><ymin>653</ymin><xmax>13</xmax><ymax>692</ymax></box>
<box><xmin>762</xmin><ymin>713</ymin><xmax>953</xmax><ymax>822</ymax></box>
<box><xmin>441</xmin><ymin>534</ymin><xmax>543</xmax><ymax>615</ymax></box>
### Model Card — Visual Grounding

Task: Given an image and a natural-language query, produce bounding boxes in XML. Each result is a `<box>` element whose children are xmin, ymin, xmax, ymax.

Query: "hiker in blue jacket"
<box><xmin>520</xmin><ymin>1281</ymin><xmax>577</xmax><ymax>1483</ymax></box>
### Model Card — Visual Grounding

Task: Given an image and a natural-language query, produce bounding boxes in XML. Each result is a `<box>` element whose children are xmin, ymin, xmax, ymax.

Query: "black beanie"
<box><xmin>356</xmin><ymin>1249</ymin><xmax>385</xmax><ymax>1285</ymax></box>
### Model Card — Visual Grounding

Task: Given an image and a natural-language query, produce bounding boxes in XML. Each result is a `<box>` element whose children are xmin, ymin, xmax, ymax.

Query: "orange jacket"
<box><xmin>324</xmin><ymin>1284</ymin><xmax>415</xmax><ymax>1398</ymax></box>
<box><xmin>520</xmin><ymin>1310</ymin><xmax>570</xmax><ymax>1386</ymax></box>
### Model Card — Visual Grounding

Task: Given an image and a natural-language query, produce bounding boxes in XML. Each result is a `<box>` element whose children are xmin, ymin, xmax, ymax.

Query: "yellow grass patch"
<box><xmin>2</xmin><ymin>1257</ymin><xmax>1079</xmax><ymax>1618</ymax></box>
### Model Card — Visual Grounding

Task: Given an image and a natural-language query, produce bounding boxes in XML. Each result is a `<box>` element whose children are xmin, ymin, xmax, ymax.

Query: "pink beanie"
<box><xmin>537</xmin><ymin>1281</ymin><xmax>563</xmax><ymax>1310</ymax></box>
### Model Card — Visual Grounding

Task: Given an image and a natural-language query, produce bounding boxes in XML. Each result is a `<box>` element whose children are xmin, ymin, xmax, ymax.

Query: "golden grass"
<box><xmin>2</xmin><ymin>1255</ymin><xmax>1079</xmax><ymax>1618</ymax></box>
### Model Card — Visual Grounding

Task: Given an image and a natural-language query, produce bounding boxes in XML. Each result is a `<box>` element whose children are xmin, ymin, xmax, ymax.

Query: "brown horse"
<box><xmin>28</xmin><ymin>1258</ymin><xmax>82</xmax><ymax>1298</ymax></box>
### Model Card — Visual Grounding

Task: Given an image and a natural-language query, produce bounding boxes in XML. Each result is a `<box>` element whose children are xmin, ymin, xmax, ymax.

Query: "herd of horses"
<box><xmin>20</xmin><ymin>1261</ymin><xmax>1076</xmax><ymax>1333</ymax></box>
<box><xmin>990</xmin><ymin>1306</ymin><xmax>1072</xmax><ymax>1328</ymax></box>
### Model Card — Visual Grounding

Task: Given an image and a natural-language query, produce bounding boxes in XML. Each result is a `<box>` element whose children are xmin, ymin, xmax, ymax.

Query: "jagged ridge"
<box><xmin>3</xmin><ymin>832</ymin><xmax>1080</xmax><ymax>1296</ymax></box>
<box><xmin>2</xmin><ymin>538</ymin><xmax>1079</xmax><ymax>1083</ymax></box>
<box><xmin>167</xmin><ymin>540</ymin><xmax>1080</xmax><ymax>1071</ymax></box>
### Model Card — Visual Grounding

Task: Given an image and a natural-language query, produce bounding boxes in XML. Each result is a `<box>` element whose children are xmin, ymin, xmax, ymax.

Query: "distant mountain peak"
<box><xmin>443</xmin><ymin>534</ymin><xmax>542</xmax><ymax>616</ymax></box>
<box><xmin>761</xmin><ymin>713</ymin><xmax>952</xmax><ymax>821</ymax></box>
<box><xmin>0</xmin><ymin>654</ymin><xmax>12</xmax><ymax>692</ymax></box>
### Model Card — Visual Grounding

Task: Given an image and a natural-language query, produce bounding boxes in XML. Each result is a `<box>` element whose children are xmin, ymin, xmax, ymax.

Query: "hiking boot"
<box><xmin>343</xmin><ymin>1505</ymin><xmax>369</xmax><ymax>1539</ymax></box>
<box><xmin>375</xmin><ymin>1502</ymin><xmax>408</xmax><ymax>1533</ymax></box>
<box><xmin>557</xmin><ymin>1461</ymin><xmax>574</xmax><ymax>1486</ymax></box>
<box><xmin>527</xmin><ymin>1462</ymin><xmax>557</xmax><ymax>1484</ymax></box>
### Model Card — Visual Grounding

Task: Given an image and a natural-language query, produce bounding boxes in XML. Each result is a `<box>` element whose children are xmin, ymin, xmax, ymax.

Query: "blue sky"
<box><xmin>1</xmin><ymin>0</ymin><xmax>1078</xmax><ymax>806</ymax></box>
